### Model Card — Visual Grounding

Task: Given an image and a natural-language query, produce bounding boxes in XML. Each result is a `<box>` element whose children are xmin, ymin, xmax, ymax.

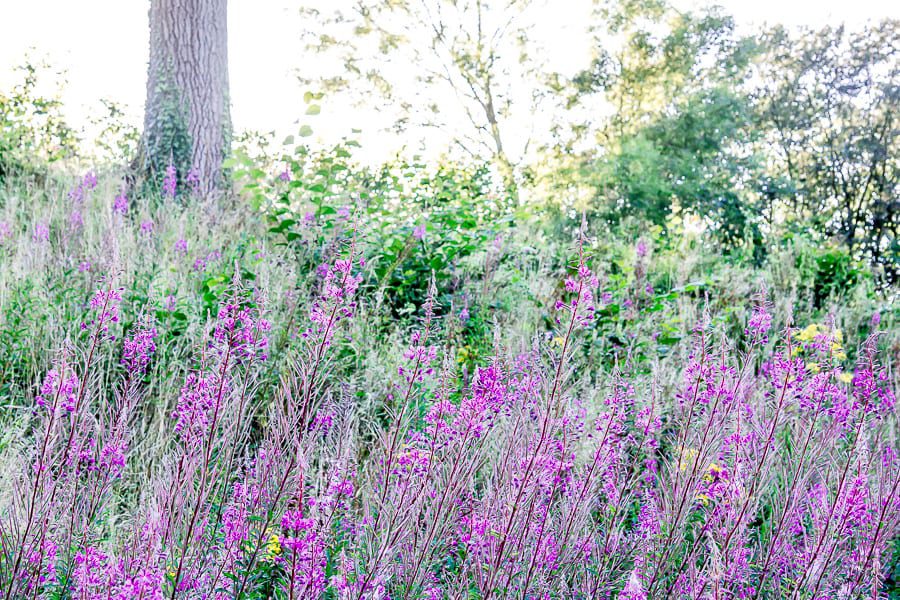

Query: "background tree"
<box><xmin>138</xmin><ymin>0</ymin><xmax>231</xmax><ymax>196</ymax></box>
<box><xmin>753</xmin><ymin>21</ymin><xmax>899</xmax><ymax>280</ymax></box>
<box><xmin>555</xmin><ymin>1</ymin><xmax>761</xmax><ymax>245</ymax></box>
<box><xmin>299</xmin><ymin>0</ymin><xmax>559</xmax><ymax>198</ymax></box>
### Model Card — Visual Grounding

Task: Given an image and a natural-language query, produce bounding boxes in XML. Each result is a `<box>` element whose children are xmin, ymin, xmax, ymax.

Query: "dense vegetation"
<box><xmin>0</xmin><ymin>1</ymin><xmax>897</xmax><ymax>598</ymax></box>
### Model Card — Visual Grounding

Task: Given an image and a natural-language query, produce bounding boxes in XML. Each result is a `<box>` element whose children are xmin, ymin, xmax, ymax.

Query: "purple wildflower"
<box><xmin>33</xmin><ymin>222</ymin><xmax>50</xmax><ymax>243</ymax></box>
<box><xmin>72</xmin><ymin>546</ymin><xmax>109</xmax><ymax>593</ymax></box>
<box><xmin>746</xmin><ymin>292</ymin><xmax>773</xmax><ymax>344</ymax></box>
<box><xmin>304</xmin><ymin>253</ymin><xmax>362</xmax><ymax>349</ymax></box>
<box><xmin>83</xmin><ymin>171</ymin><xmax>98</xmax><ymax>190</ymax></box>
<box><xmin>636</xmin><ymin>239</ymin><xmax>649</xmax><ymax>258</ymax></box>
<box><xmin>70</xmin><ymin>209</ymin><xmax>83</xmax><ymax>229</ymax></box>
<box><xmin>122</xmin><ymin>322</ymin><xmax>158</xmax><ymax>374</ymax></box>
<box><xmin>186</xmin><ymin>167</ymin><xmax>200</xmax><ymax>191</ymax></box>
<box><xmin>173</xmin><ymin>372</ymin><xmax>218</xmax><ymax>447</ymax></box>
<box><xmin>90</xmin><ymin>287</ymin><xmax>124</xmax><ymax>333</ymax></box>
<box><xmin>35</xmin><ymin>367</ymin><xmax>79</xmax><ymax>412</ymax></box>
<box><xmin>163</xmin><ymin>163</ymin><xmax>177</xmax><ymax>198</ymax></box>
<box><xmin>113</xmin><ymin>193</ymin><xmax>128</xmax><ymax>215</ymax></box>
<box><xmin>0</xmin><ymin>221</ymin><xmax>11</xmax><ymax>244</ymax></box>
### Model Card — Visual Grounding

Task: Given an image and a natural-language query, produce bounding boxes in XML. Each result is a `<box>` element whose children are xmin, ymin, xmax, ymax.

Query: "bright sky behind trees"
<box><xmin>1</xmin><ymin>0</ymin><xmax>897</xmax><ymax>162</ymax></box>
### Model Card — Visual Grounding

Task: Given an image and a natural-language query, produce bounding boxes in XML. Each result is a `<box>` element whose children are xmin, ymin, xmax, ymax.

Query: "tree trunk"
<box><xmin>139</xmin><ymin>0</ymin><xmax>230</xmax><ymax>197</ymax></box>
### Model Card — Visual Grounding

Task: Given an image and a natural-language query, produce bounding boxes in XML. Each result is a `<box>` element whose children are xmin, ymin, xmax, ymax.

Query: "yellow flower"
<box><xmin>838</xmin><ymin>371</ymin><xmax>853</xmax><ymax>384</ymax></box>
<box><xmin>457</xmin><ymin>345</ymin><xmax>471</xmax><ymax>364</ymax></box>
<box><xmin>704</xmin><ymin>463</ymin><xmax>723</xmax><ymax>483</ymax></box>
<box><xmin>807</xmin><ymin>362</ymin><xmax>820</xmax><ymax>373</ymax></box>
<box><xmin>830</xmin><ymin>329</ymin><xmax>847</xmax><ymax>360</ymax></box>
<box><xmin>795</xmin><ymin>324</ymin><xmax>820</xmax><ymax>343</ymax></box>
<box><xmin>264</xmin><ymin>532</ymin><xmax>281</xmax><ymax>560</ymax></box>
<box><xmin>795</xmin><ymin>324</ymin><xmax>847</xmax><ymax>361</ymax></box>
<box><xmin>552</xmin><ymin>336</ymin><xmax>565</xmax><ymax>347</ymax></box>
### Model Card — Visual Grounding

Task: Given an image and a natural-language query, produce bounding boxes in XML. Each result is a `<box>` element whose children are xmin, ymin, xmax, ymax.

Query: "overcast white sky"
<box><xmin>1</xmin><ymin>0</ymin><xmax>897</xmax><ymax>161</ymax></box>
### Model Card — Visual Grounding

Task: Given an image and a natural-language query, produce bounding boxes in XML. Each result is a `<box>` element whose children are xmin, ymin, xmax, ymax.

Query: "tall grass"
<box><xmin>0</xmin><ymin>169</ymin><xmax>897</xmax><ymax>599</ymax></box>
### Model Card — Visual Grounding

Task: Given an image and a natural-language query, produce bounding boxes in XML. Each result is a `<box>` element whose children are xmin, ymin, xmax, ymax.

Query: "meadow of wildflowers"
<box><xmin>0</xmin><ymin>165</ymin><xmax>897</xmax><ymax>600</ymax></box>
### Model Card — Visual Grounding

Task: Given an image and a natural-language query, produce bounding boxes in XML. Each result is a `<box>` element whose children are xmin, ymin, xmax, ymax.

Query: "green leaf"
<box><xmin>303</xmin><ymin>90</ymin><xmax>323</xmax><ymax>103</ymax></box>
<box><xmin>299</xmin><ymin>125</ymin><xmax>314</xmax><ymax>137</ymax></box>
<box><xmin>306</xmin><ymin>104</ymin><xmax>321</xmax><ymax>116</ymax></box>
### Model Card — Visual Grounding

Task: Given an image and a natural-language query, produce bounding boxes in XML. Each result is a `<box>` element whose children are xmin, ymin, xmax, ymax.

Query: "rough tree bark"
<box><xmin>138</xmin><ymin>0</ymin><xmax>230</xmax><ymax>197</ymax></box>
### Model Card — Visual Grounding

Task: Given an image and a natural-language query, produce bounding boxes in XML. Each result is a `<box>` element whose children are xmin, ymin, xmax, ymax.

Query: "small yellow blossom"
<box><xmin>457</xmin><ymin>345</ymin><xmax>471</xmax><ymax>364</ymax></box>
<box><xmin>703</xmin><ymin>463</ymin><xmax>724</xmax><ymax>483</ymax></box>
<box><xmin>264</xmin><ymin>532</ymin><xmax>281</xmax><ymax>561</ymax></box>
<box><xmin>838</xmin><ymin>371</ymin><xmax>853</xmax><ymax>384</ymax></box>
<box><xmin>795</xmin><ymin>324</ymin><xmax>821</xmax><ymax>343</ymax></box>
<box><xmin>795</xmin><ymin>324</ymin><xmax>847</xmax><ymax>361</ymax></box>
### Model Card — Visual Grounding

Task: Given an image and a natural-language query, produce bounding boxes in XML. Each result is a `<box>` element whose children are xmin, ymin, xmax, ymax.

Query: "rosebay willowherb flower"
<box><xmin>112</xmin><ymin>192</ymin><xmax>128</xmax><ymax>215</ymax></box>
<box><xmin>0</xmin><ymin>213</ymin><xmax>897</xmax><ymax>600</ymax></box>
<box><xmin>163</xmin><ymin>163</ymin><xmax>177</xmax><ymax>198</ymax></box>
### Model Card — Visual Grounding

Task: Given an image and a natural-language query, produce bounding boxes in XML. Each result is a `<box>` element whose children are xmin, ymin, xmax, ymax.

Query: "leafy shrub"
<box><xmin>0</xmin><ymin>62</ymin><xmax>77</xmax><ymax>180</ymax></box>
<box><xmin>232</xmin><ymin>134</ymin><xmax>512</xmax><ymax>321</ymax></box>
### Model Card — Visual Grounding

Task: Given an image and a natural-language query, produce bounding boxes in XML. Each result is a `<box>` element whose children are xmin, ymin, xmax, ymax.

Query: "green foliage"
<box><xmin>364</xmin><ymin>162</ymin><xmax>510</xmax><ymax>318</ymax></box>
<box><xmin>0</xmin><ymin>280</ymin><xmax>45</xmax><ymax>403</ymax></box>
<box><xmin>232</xmin><ymin>131</ymin><xmax>513</xmax><ymax>321</ymax></box>
<box><xmin>87</xmin><ymin>100</ymin><xmax>140</xmax><ymax>163</ymax></box>
<box><xmin>754</xmin><ymin>21</ymin><xmax>900</xmax><ymax>280</ymax></box>
<box><xmin>0</xmin><ymin>62</ymin><xmax>77</xmax><ymax>180</ymax></box>
<box><xmin>888</xmin><ymin>540</ymin><xmax>900</xmax><ymax>599</ymax></box>
<box><xmin>793</xmin><ymin>241</ymin><xmax>867</xmax><ymax>310</ymax></box>
<box><xmin>565</xmin><ymin>3</ymin><xmax>765</xmax><ymax>247</ymax></box>
<box><xmin>556</xmin><ymin>3</ymin><xmax>898</xmax><ymax>279</ymax></box>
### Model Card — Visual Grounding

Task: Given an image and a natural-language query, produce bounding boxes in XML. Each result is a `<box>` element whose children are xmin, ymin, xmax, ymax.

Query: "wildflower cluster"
<box><xmin>556</xmin><ymin>261</ymin><xmax>600</xmax><ymax>328</ymax></box>
<box><xmin>0</xmin><ymin>215</ymin><xmax>897</xmax><ymax>600</ymax></box>
<box><xmin>305</xmin><ymin>254</ymin><xmax>363</xmax><ymax>348</ymax></box>
<box><xmin>163</xmin><ymin>163</ymin><xmax>177</xmax><ymax>198</ymax></box>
